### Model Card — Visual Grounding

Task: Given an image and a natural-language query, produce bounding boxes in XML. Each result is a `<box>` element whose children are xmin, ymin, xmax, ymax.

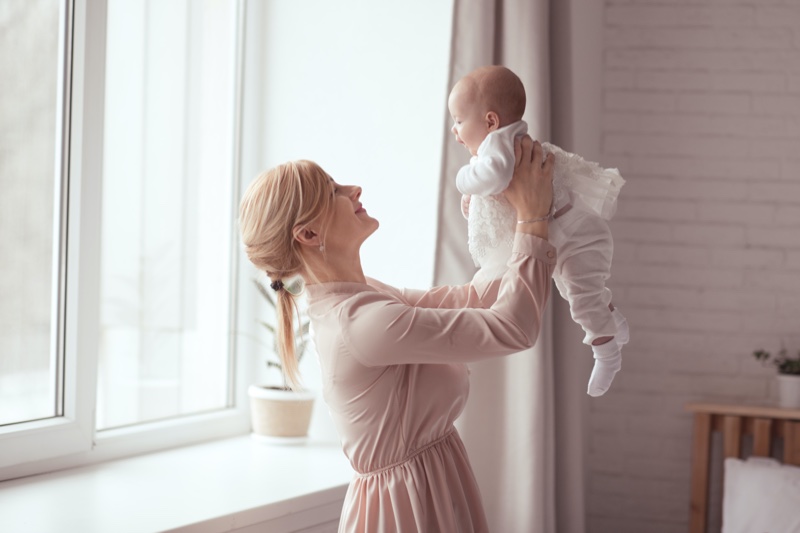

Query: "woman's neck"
<box><xmin>305</xmin><ymin>252</ymin><xmax>367</xmax><ymax>285</ymax></box>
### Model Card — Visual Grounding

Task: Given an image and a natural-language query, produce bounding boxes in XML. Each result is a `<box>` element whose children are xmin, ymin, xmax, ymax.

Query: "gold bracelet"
<box><xmin>517</xmin><ymin>204</ymin><xmax>555</xmax><ymax>224</ymax></box>
<box><xmin>517</xmin><ymin>215</ymin><xmax>548</xmax><ymax>224</ymax></box>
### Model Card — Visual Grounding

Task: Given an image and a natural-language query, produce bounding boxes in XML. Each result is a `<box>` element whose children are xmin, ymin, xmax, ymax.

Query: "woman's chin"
<box><xmin>366</xmin><ymin>218</ymin><xmax>380</xmax><ymax>236</ymax></box>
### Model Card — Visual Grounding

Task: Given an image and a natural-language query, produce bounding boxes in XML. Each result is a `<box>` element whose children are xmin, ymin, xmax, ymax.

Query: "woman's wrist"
<box><xmin>516</xmin><ymin>214</ymin><xmax>549</xmax><ymax>225</ymax></box>
<box><xmin>515</xmin><ymin>219</ymin><xmax>548</xmax><ymax>240</ymax></box>
<box><xmin>516</xmin><ymin>204</ymin><xmax>555</xmax><ymax>224</ymax></box>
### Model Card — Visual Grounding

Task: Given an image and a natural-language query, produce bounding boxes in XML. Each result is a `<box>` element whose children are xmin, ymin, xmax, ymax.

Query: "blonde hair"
<box><xmin>239</xmin><ymin>160</ymin><xmax>334</xmax><ymax>390</ymax></box>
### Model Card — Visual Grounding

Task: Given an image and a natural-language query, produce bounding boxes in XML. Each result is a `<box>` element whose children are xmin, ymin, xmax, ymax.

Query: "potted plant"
<box><xmin>248</xmin><ymin>278</ymin><xmax>315</xmax><ymax>443</ymax></box>
<box><xmin>753</xmin><ymin>348</ymin><xmax>800</xmax><ymax>409</ymax></box>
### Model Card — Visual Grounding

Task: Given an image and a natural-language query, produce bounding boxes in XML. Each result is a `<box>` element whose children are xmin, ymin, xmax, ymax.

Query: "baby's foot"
<box><xmin>587</xmin><ymin>340</ymin><xmax>622</xmax><ymax>397</ymax></box>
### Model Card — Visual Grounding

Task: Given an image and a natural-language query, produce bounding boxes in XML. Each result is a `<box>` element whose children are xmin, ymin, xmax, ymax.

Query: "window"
<box><xmin>97</xmin><ymin>0</ymin><xmax>236</xmax><ymax>430</ymax></box>
<box><xmin>0</xmin><ymin>0</ymin><xmax>62</xmax><ymax>428</ymax></box>
<box><xmin>0</xmin><ymin>0</ymin><xmax>248</xmax><ymax>479</ymax></box>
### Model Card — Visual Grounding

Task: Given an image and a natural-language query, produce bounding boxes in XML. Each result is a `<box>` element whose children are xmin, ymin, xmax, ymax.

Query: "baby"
<box><xmin>448</xmin><ymin>65</ymin><xmax>629</xmax><ymax>397</ymax></box>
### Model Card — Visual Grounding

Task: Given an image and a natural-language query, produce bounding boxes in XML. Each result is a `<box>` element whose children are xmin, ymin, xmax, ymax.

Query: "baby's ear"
<box><xmin>485</xmin><ymin>111</ymin><xmax>500</xmax><ymax>132</ymax></box>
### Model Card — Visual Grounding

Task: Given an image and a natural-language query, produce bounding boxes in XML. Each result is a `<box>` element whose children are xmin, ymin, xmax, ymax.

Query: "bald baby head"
<box><xmin>447</xmin><ymin>65</ymin><xmax>527</xmax><ymax>155</ymax></box>
<box><xmin>452</xmin><ymin>65</ymin><xmax>526</xmax><ymax>127</ymax></box>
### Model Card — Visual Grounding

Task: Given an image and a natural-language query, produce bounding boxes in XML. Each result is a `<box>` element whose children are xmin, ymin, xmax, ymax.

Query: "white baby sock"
<box><xmin>587</xmin><ymin>340</ymin><xmax>622</xmax><ymax>397</ymax></box>
<box><xmin>587</xmin><ymin>309</ymin><xmax>629</xmax><ymax>397</ymax></box>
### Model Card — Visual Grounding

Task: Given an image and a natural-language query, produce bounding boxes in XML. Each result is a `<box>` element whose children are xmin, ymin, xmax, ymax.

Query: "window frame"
<box><xmin>0</xmin><ymin>0</ymin><xmax>252</xmax><ymax>482</ymax></box>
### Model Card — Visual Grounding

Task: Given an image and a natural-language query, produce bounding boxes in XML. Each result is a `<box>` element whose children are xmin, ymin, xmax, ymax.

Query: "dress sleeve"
<box><xmin>367</xmin><ymin>277</ymin><xmax>501</xmax><ymax>311</ymax></box>
<box><xmin>455</xmin><ymin>136</ymin><xmax>515</xmax><ymax>196</ymax></box>
<box><xmin>340</xmin><ymin>234</ymin><xmax>556</xmax><ymax>366</ymax></box>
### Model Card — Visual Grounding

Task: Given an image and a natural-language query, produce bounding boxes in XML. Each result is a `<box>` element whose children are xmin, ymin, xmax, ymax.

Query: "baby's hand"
<box><xmin>460</xmin><ymin>194</ymin><xmax>471</xmax><ymax>219</ymax></box>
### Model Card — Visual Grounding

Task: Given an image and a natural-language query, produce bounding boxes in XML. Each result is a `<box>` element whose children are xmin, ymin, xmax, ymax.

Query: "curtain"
<box><xmin>433</xmin><ymin>1</ymin><xmax>555</xmax><ymax>531</ymax></box>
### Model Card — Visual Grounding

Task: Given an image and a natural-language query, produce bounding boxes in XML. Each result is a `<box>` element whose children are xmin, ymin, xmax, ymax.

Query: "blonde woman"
<box><xmin>239</xmin><ymin>137</ymin><xmax>555</xmax><ymax>533</ymax></box>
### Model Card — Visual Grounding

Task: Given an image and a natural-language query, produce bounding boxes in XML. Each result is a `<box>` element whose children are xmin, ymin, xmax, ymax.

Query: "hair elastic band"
<box><xmin>270</xmin><ymin>280</ymin><xmax>284</xmax><ymax>292</ymax></box>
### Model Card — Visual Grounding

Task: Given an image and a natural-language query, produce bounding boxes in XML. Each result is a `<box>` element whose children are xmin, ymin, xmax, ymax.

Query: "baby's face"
<box><xmin>448</xmin><ymin>85</ymin><xmax>489</xmax><ymax>157</ymax></box>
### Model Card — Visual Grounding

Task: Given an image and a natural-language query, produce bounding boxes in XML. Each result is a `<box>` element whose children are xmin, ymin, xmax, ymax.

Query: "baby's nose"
<box><xmin>451</xmin><ymin>124</ymin><xmax>457</xmax><ymax>135</ymax></box>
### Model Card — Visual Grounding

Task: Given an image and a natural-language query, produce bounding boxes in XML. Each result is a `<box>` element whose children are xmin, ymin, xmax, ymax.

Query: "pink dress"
<box><xmin>305</xmin><ymin>233</ymin><xmax>556</xmax><ymax>532</ymax></box>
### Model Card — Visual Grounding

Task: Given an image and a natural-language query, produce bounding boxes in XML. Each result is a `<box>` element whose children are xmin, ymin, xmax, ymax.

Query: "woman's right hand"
<box><xmin>504</xmin><ymin>136</ymin><xmax>554</xmax><ymax>239</ymax></box>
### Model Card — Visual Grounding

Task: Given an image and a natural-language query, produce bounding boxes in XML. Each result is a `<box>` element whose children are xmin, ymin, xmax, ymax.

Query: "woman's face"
<box><xmin>322</xmin><ymin>180</ymin><xmax>379</xmax><ymax>253</ymax></box>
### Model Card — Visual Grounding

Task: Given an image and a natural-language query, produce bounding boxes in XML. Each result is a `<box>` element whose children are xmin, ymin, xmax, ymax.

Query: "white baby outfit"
<box><xmin>456</xmin><ymin>120</ymin><xmax>629</xmax><ymax>396</ymax></box>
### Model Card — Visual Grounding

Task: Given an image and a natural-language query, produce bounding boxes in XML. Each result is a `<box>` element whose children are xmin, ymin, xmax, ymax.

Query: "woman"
<box><xmin>239</xmin><ymin>137</ymin><xmax>555</xmax><ymax>532</ymax></box>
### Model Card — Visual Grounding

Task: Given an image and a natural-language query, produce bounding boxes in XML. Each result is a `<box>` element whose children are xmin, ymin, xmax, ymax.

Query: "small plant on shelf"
<box><xmin>753</xmin><ymin>348</ymin><xmax>800</xmax><ymax>376</ymax></box>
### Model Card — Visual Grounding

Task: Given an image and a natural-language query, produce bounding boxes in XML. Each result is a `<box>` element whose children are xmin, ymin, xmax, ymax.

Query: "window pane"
<box><xmin>0</xmin><ymin>0</ymin><xmax>62</xmax><ymax>426</ymax></box>
<box><xmin>97</xmin><ymin>0</ymin><xmax>236</xmax><ymax>430</ymax></box>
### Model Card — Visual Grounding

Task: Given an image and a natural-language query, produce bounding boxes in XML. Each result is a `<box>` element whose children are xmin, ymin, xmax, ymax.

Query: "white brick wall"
<box><xmin>588</xmin><ymin>1</ymin><xmax>800</xmax><ymax>531</ymax></box>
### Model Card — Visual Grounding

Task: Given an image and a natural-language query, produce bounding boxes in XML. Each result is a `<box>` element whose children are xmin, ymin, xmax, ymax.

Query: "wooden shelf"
<box><xmin>685</xmin><ymin>401</ymin><xmax>800</xmax><ymax>421</ymax></box>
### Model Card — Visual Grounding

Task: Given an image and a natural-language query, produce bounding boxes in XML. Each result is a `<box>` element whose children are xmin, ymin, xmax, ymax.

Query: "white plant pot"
<box><xmin>248</xmin><ymin>385</ymin><xmax>315</xmax><ymax>444</ymax></box>
<box><xmin>777</xmin><ymin>374</ymin><xmax>800</xmax><ymax>409</ymax></box>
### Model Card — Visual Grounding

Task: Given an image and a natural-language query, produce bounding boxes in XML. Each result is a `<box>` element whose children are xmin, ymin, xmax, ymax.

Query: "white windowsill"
<box><xmin>0</xmin><ymin>435</ymin><xmax>353</xmax><ymax>533</ymax></box>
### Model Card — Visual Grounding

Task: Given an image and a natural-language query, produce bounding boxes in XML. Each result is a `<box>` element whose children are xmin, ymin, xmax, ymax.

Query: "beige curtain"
<box><xmin>433</xmin><ymin>0</ymin><xmax>555</xmax><ymax>531</ymax></box>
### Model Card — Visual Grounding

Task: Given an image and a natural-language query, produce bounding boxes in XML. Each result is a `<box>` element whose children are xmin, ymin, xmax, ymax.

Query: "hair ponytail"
<box><xmin>274</xmin><ymin>285</ymin><xmax>302</xmax><ymax>390</ymax></box>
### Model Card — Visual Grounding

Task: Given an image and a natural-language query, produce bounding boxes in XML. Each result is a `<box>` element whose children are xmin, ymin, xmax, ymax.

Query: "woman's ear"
<box><xmin>293</xmin><ymin>225</ymin><xmax>321</xmax><ymax>248</ymax></box>
<box><xmin>485</xmin><ymin>111</ymin><xmax>500</xmax><ymax>132</ymax></box>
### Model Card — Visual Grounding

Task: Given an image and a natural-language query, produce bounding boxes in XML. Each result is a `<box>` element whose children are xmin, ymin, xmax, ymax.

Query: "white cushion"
<box><xmin>722</xmin><ymin>457</ymin><xmax>800</xmax><ymax>533</ymax></box>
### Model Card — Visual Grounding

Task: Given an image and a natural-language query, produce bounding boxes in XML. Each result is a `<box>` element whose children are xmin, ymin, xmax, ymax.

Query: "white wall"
<box><xmin>254</xmin><ymin>0</ymin><xmax>453</xmax><ymax>289</ymax></box>
<box><xmin>582</xmin><ymin>1</ymin><xmax>800</xmax><ymax>532</ymax></box>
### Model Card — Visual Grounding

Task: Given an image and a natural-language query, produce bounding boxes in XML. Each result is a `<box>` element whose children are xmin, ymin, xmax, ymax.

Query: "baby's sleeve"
<box><xmin>455</xmin><ymin>135</ymin><xmax>516</xmax><ymax>196</ymax></box>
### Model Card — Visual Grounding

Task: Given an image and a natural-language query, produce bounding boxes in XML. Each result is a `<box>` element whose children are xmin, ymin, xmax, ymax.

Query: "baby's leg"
<box><xmin>551</xmin><ymin>210</ymin><xmax>624</xmax><ymax>396</ymax></box>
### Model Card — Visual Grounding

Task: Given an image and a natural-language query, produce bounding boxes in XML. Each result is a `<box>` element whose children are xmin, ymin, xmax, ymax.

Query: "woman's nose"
<box><xmin>349</xmin><ymin>185</ymin><xmax>362</xmax><ymax>200</ymax></box>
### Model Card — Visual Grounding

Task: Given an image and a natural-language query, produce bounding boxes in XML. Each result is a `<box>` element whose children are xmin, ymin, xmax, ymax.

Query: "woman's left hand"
<box><xmin>504</xmin><ymin>136</ymin><xmax>554</xmax><ymax>227</ymax></box>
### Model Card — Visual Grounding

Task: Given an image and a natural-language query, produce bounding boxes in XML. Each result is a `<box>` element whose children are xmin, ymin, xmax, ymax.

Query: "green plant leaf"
<box><xmin>258</xmin><ymin>320</ymin><xmax>276</xmax><ymax>335</ymax></box>
<box><xmin>253</xmin><ymin>278</ymin><xmax>276</xmax><ymax>309</ymax></box>
<box><xmin>753</xmin><ymin>348</ymin><xmax>800</xmax><ymax>375</ymax></box>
